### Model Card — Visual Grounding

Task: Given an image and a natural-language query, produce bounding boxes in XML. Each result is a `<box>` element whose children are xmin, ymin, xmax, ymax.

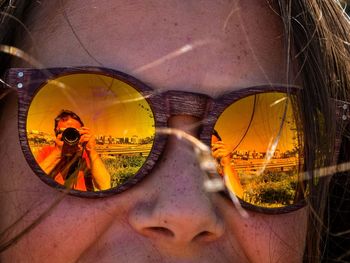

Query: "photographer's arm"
<box><xmin>88</xmin><ymin>150</ymin><xmax>111</xmax><ymax>190</ymax></box>
<box><xmin>212</xmin><ymin>141</ymin><xmax>243</xmax><ymax>197</ymax></box>
<box><xmin>221</xmin><ymin>157</ymin><xmax>244</xmax><ymax>198</ymax></box>
<box><xmin>37</xmin><ymin>134</ymin><xmax>64</xmax><ymax>175</ymax></box>
<box><xmin>81</xmin><ymin>127</ymin><xmax>111</xmax><ymax>190</ymax></box>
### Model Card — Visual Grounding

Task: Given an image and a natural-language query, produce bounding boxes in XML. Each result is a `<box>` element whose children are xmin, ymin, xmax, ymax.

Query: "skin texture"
<box><xmin>0</xmin><ymin>1</ymin><xmax>307</xmax><ymax>262</ymax></box>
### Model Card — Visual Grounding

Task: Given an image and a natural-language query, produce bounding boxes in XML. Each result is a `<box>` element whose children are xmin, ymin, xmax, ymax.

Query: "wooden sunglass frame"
<box><xmin>4</xmin><ymin>66</ymin><xmax>350</xmax><ymax>214</ymax></box>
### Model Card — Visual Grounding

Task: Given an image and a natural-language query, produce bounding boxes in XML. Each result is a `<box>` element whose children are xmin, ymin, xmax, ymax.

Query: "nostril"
<box><xmin>193</xmin><ymin>231</ymin><xmax>215</xmax><ymax>242</ymax></box>
<box><xmin>146</xmin><ymin>227</ymin><xmax>175</xmax><ymax>237</ymax></box>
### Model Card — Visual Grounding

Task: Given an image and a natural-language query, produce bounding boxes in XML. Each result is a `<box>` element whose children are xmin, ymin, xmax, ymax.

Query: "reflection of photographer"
<box><xmin>36</xmin><ymin>110</ymin><xmax>111</xmax><ymax>191</ymax></box>
<box><xmin>211</xmin><ymin>130</ymin><xmax>243</xmax><ymax>198</ymax></box>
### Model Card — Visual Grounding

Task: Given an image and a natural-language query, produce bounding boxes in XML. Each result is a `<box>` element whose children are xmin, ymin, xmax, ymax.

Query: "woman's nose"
<box><xmin>128</xmin><ymin>115</ymin><xmax>225</xmax><ymax>246</ymax></box>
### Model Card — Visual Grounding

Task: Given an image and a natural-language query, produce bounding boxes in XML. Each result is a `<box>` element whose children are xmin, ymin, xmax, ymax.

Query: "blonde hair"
<box><xmin>275</xmin><ymin>1</ymin><xmax>350</xmax><ymax>262</ymax></box>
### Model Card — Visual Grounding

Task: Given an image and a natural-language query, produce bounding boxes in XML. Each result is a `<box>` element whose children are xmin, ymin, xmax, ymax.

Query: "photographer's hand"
<box><xmin>79</xmin><ymin>127</ymin><xmax>95</xmax><ymax>153</ymax></box>
<box><xmin>211</xmin><ymin>141</ymin><xmax>231</xmax><ymax>166</ymax></box>
<box><xmin>54</xmin><ymin>133</ymin><xmax>64</xmax><ymax>151</ymax></box>
<box><xmin>37</xmin><ymin>133</ymin><xmax>64</xmax><ymax>175</ymax></box>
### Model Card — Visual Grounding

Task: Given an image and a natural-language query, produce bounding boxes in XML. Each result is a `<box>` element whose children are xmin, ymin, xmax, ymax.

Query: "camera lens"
<box><xmin>62</xmin><ymin>127</ymin><xmax>80</xmax><ymax>146</ymax></box>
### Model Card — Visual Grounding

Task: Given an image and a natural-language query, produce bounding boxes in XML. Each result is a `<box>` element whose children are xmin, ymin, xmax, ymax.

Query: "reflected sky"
<box><xmin>27</xmin><ymin>73</ymin><xmax>155</xmax><ymax>139</ymax></box>
<box><xmin>214</xmin><ymin>93</ymin><xmax>299</xmax><ymax>153</ymax></box>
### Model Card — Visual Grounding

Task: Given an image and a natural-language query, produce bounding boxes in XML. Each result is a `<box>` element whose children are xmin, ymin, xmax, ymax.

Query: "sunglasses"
<box><xmin>4</xmin><ymin>67</ymin><xmax>350</xmax><ymax>214</ymax></box>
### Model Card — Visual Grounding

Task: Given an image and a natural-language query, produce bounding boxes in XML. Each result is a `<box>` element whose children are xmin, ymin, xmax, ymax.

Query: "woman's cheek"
<box><xmin>221</xmin><ymin>202</ymin><xmax>307</xmax><ymax>263</ymax></box>
<box><xmin>0</xmin><ymin>93</ymin><xmax>126</xmax><ymax>262</ymax></box>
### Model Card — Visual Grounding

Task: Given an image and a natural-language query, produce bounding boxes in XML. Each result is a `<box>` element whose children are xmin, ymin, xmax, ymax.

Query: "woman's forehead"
<box><xmin>20</xmin><ymin>0</ymin><xmax>288</xmax><ymax>96</ymax></box>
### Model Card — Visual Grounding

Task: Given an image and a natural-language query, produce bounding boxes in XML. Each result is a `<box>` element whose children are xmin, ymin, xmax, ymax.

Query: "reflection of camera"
<box><xmin>62</xmin><ymin>127</ymin><xmax>80</xmax><ymax>146</ymax></box>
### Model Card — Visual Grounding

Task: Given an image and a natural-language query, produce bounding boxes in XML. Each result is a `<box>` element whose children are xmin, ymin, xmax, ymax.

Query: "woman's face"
<box><xmin>0</xmin><ymin>1</ymin><xmax>307</xmax><ymax>262</ymax></box>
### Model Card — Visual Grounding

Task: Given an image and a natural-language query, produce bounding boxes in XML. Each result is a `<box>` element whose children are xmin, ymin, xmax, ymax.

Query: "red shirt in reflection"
<box><xmin>36</xmin><ymin>145</ymin><xmax>91</xmax><ymax>191</ymax></box>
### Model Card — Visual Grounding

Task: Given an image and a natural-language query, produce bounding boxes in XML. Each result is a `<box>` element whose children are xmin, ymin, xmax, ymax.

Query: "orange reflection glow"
<box><xmin>27</xmin><ymin>73</ymin><xmax>155</xmax><ymax>139</ymax></box>
<box><xmin>26</xmin><ymin>73</ymin><xmax>155</xmax><ymax>190</ymax></box>
<box><xmin>214</xmin><ymin>93</ymin><xmax>298</xmax><ymax>154</ymax></box>
<box><xmin>213</xmin><ymin>93</ymin><xmax>304</xmax><ymax>208</ymax></box>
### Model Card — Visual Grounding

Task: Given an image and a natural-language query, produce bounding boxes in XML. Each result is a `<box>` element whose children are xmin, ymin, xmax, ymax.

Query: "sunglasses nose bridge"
<box><xmin>165</xmin><ymin>90</ymin><xmax>212</xmax><ymax>120</ymax></box>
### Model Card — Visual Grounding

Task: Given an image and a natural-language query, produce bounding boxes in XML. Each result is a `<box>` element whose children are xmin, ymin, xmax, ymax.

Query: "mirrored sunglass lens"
<box><xmin>211</xmin><ymin>92</ymin><xmax>304</xmax><ymax>209</ymax></box>
<box><xmin>27</xmin><ymin>73</ymin><xmax>155</xmax><ymax>192</ymax></box>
